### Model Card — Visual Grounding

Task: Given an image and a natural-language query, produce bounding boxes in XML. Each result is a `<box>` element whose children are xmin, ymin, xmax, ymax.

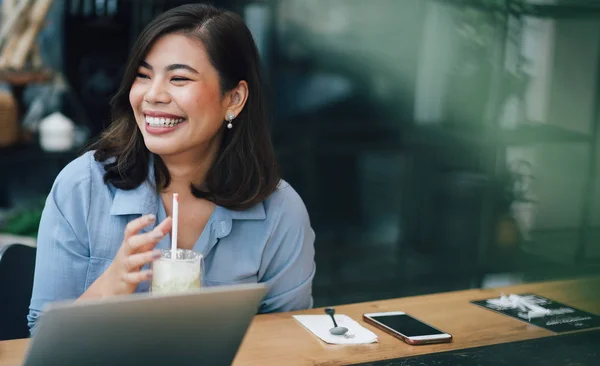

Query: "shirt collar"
<box><xmin>227</xmin><ymin>203</ymin><xmax>266</xmax><ymax>220</ymax></box>
<box><xmin>209</xmin><ymin>203</ymin><xmax>266</xmax><ymax>240</ymax></box>
<box><xmin>109</xmin><ymin>155</ymin><xmax>158</xmax><ymax>216</ymax></box>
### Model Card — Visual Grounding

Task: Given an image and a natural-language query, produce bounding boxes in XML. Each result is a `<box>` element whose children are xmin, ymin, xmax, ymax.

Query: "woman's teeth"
<box><xmin>145</xmin><ymin>116</ymin><xmax>185</xmax><ymax>127</ymax></box>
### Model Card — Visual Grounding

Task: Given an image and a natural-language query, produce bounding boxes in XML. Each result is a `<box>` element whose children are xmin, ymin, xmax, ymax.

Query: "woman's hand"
<box><xmin>79</xmin><ymin>214</ymin><xmax>172</xmax><ymax>300</ymax></box>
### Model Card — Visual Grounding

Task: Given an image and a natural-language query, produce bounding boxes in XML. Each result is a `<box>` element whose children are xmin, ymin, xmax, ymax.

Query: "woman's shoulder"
<box><xmin>262</xmin><ymin>180</ymin><xmax>311</xmax><ymax>225</ymax></box>
<box><xmin>51</xmin><ymin>150</ymin><xmax>108</xmax><ymax>194</ymax></box>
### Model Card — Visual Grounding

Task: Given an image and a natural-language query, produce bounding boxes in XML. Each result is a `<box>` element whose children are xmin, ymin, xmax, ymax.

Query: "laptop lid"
<box><xmin>24</xmin><ymin>283</ymin><xmax>267</xmax><ymax>366</ymax></box>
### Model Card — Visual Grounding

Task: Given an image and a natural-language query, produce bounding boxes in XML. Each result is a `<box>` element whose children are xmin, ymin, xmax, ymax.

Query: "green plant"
<box><xmin>1</xmin><ymin>198</ymin><xmax>45</xmax><ymax>238</ymax></box>
<box><xmin>495</xmin><ymin>159</ymin><xmax>535</xmax><ymax>216</ymax></box>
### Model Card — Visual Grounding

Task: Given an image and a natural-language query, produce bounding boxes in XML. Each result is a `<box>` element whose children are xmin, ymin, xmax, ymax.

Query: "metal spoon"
<box><xmin>325</xmin><ymin>307</ymin><xmax>348</xmax><ymax>336</ymax></box>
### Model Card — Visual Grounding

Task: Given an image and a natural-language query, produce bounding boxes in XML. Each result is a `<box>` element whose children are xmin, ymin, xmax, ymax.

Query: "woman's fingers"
<box><xmin>122</xmin><ymin>269</ymin><xmax>154</xmax><ymax>284</ymax></box>
<box><xmin>127</xmin><ymin>227</ymin><xmax>165</xmax><ymax>254</ymax></box>
<box><xmin>117</xmin><ymin>216</ymin><xmax>173</xmax><ymax>287</ymax></box>
<box><xmin>124</xmin><ymin>250</ymin><xmax>162</xmax><ymax>272</ymax></box>
<box><xmin>124</xmin><ymin>214</ymin><xmax>156</xmax><ymax>239</ymax></box>
<box><xmin>126</xmin><ymin>217</ymin><xmax>173</xmax><ymax>254</ymax></box>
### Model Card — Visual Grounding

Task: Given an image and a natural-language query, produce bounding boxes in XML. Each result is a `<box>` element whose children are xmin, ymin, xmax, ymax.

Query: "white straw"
<box><xmin>171</xmin><ymin>193</ymin><xmax>178</xmax><ymax>261</ymax></box>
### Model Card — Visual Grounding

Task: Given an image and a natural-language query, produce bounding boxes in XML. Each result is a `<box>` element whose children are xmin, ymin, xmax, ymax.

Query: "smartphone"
<box><xmin>363</xmin><ymin>311</ymin><xmax>452</xmax><ymax>345</ymax></box>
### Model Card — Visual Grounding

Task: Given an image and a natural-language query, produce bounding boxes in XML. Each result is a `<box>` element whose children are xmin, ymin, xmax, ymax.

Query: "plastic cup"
<box><xmin>151</xmin><ymin>249</ymin><xmax>203</xmax><ymax>294</ymax></box>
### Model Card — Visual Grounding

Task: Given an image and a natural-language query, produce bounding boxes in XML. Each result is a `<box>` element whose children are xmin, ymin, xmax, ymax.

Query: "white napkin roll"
<box><xmin>293</xmin><ymin>314</ymin><xmax>379</xmax><ymax>345</ymax></box>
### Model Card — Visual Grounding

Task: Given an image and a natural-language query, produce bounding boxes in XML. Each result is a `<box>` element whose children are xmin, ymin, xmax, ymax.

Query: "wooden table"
<box><xmin>1</xmin><ymin>277</ymin><xmax>599</xmax><ymax>366</ymax></box>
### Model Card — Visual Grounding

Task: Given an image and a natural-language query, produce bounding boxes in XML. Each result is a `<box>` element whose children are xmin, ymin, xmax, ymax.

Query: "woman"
<box><xmin>28</xmin><ymin>4</ymin><xmax>316</xmax><ymax>333</ymax></box>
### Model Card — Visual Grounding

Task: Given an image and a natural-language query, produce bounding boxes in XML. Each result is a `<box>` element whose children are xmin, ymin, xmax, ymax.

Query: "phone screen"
<box><xmin>370</xmin><ymin>314</ymin><xmax>444</xmax><ymax>337</ymax></box>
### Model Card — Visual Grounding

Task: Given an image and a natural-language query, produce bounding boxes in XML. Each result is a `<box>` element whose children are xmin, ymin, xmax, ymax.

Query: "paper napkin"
<box><xmin>293</xmin><ymin>314</ymin><xmax>378</xmax><ymax>345</ymax></box>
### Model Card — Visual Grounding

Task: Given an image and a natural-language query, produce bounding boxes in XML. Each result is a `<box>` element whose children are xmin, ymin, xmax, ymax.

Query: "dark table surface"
<box><xmin>356</xmin><ymin>329</ymin><xmax>600</xmax><ymax>366</ymax></box>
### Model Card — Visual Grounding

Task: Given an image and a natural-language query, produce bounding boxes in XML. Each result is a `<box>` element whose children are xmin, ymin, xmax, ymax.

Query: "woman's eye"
<box><xmin>136</xmin><ymin>73</ymin><xmax>149</xmax><ymax>79</ymax></box>
<box><xmin>172</xmin><ymin>77</ymin><xmax>190</xmax><ymax>82</ymax></box>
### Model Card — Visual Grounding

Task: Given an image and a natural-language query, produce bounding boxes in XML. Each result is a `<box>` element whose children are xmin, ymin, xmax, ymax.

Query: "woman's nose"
<box><xmin>144</xmin><ymin>81</ymin><xmax>171</xmax><ymax>104</ymax></box>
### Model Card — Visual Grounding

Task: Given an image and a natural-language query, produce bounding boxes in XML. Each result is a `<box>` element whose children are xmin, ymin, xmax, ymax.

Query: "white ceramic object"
<box><xmin>39</xmin><ymin>112</ymin><xmax>75</xmax><ymax>152</ymax></box>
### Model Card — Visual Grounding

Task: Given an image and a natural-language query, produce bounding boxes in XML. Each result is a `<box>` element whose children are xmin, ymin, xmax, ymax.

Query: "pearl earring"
<box><xmin>226</xmin><ymin>112</ymin><xmax>235</xmax><ymax>129</ymax></box>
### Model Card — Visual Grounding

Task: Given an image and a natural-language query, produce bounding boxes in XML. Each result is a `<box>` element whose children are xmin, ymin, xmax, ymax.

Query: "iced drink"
<box><xmin>151</xmin><ymin>249</ymin><xmax>203</xmax><ymax>294</ymax></box>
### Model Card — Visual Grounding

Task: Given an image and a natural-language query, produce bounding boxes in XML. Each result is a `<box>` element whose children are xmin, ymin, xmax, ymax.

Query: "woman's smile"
<box><xmin>143</xmin><ymin>111</ymin><xmax>187</xmax><ymax>135</ymax></box>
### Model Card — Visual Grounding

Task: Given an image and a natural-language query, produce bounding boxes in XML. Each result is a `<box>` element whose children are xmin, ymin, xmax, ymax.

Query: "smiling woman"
<box><xmin>93</xmin><ymin>4</ymin><xmax>272</xmax><ymax>209</ymax></box>
<box><xmin>27</xmin><ymin>4</ymin><xmax>316</xmax><ymax>334</ymax></box>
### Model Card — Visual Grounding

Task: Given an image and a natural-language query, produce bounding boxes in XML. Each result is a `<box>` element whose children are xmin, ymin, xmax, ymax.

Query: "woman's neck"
<box><xmin>159</xmin><ymin>145</ymin><xmax>219</xmax><ymax>195</ymax></box>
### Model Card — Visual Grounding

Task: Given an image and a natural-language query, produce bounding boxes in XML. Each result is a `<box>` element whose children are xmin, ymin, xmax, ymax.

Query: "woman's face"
<box><xmin>129</xmin><ymin>33</ymin><xmax>230</xmax><ymax>158</ymax></box>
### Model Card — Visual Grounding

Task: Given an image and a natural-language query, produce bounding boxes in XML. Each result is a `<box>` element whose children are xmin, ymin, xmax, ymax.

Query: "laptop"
<box><xmin>24</xmin><ymin>283</ymin><xmax>267</xmax><ymax>366</ymax></box>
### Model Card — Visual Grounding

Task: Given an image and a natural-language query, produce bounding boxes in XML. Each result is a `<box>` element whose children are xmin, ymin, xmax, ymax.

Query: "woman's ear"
<box><xmin>225</xmin><ymin>80</ymin><xmax>249</xmax><ymax>118</ymax></box>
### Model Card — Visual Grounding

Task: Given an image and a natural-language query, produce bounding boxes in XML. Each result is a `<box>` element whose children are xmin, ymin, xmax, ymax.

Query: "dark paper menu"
<box><xmin>471</xmin><ymin>293</ymin><xmax>600</xmax><ymax>333</ymax></box>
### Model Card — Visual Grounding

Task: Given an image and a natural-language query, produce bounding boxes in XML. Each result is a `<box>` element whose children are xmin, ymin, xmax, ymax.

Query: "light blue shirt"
<box><xmin>28</xmin><ymin>151</ymin><xmax>316</xmax><ymax>333</ymax></box>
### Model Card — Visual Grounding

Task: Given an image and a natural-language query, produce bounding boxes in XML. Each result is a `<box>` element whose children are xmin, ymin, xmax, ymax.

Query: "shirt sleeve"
<box><xmin>27</xmin><ymin>154</ymin><xmax>92</xmax><ymax>335</ymax></box>
<box><xmin>258</xmin><ymin>185</ymin><xmax>316</xmax><ymax>313</ymax></box>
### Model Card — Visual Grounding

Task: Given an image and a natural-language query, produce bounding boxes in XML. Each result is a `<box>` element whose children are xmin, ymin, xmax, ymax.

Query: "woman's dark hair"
<box><xmin>89</xmin><ymin>3</ymin><xmax>279</xmax><ymax>210</ymax></box>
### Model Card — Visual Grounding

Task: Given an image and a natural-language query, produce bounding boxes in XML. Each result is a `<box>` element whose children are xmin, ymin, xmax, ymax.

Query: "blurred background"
<box><xmin>1</xmin><ymin>0</ymin><xmax>600</xmax><ymax>312</ymax></box>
